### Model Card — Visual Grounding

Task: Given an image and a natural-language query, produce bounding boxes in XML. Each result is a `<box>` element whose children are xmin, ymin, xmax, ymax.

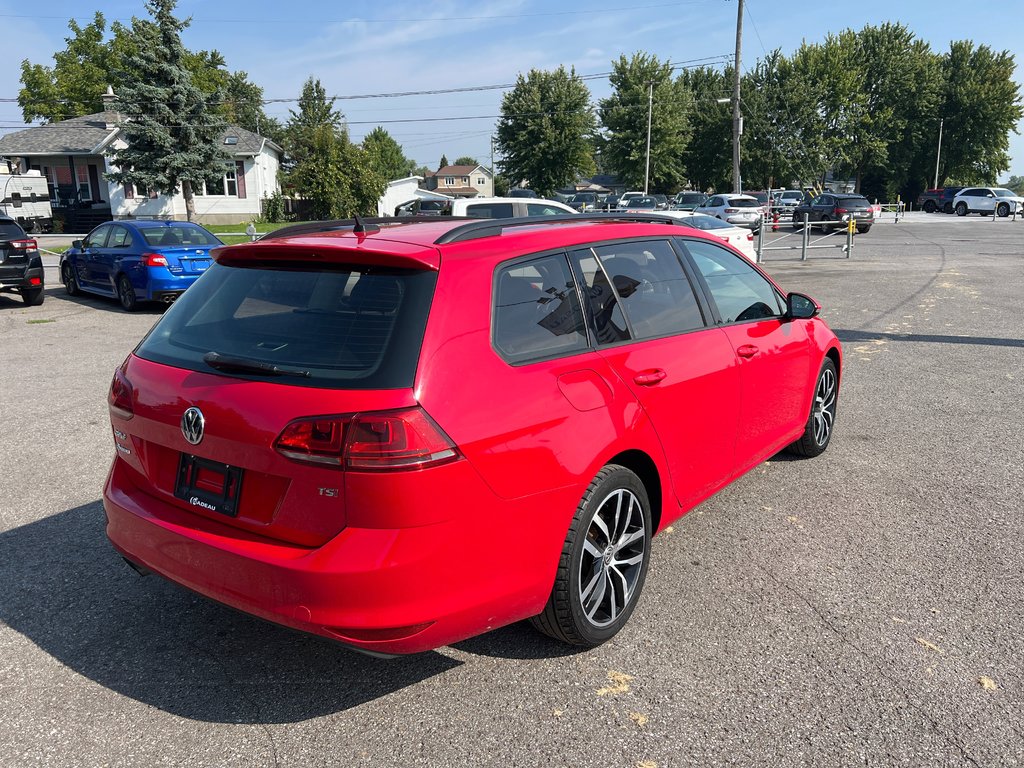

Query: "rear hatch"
<box><xmin>114</xmin><ymin>237</ymin><xmax>439</xmax><ymax>546</ymax></box>
<box><xmin>0</xmin><ymin>222</ymin><xmax>33</xmax><ymax>282</ymax></box>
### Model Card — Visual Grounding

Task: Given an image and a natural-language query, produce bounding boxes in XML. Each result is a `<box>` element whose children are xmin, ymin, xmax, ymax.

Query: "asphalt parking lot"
<box><xmin>2</xmin><ymin>214</ymin><xmax>1022</xmax><ymax>767</ymax></box>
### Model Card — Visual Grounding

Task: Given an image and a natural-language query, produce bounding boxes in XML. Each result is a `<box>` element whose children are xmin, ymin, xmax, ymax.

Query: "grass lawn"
<box><xmin>205</xmin><ymin>221</ymin><xmax>306</xmax><ymax>246</ymax></box>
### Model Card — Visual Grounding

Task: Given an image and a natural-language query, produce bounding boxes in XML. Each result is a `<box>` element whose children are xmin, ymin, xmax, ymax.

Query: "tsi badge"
<box><xmin>181</xmin><ymin>407</ymin><xmax>205</xmax><ymax>445</ymax></box>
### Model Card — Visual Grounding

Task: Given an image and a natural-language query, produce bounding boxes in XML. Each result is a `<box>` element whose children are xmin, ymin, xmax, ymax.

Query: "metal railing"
<box><xmin>756</xmin><ymin>213</ymin><xmax>855</xmax><ymax>262</ymax></box>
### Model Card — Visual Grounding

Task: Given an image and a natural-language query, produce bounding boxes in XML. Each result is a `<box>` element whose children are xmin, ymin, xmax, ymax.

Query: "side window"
<box><xmin>493</xmin><ymin>253</ymin><xmax>588</xmax><ymax>363</ymax></box>
<box><xmin>108</xmin><ymin>226</ymin><xmax>133</xmax><ymax>248</ymax></box>
<box><xmin>526</xmin><ymin>203</ymin><xmax>568</xmax><ymax>217</ymax></box>
<box><xmin>590</xmin><ymin>240</ymin><xmax>705</xmax><ymax>340</ymax></box>
<box><xmin>683</xmin><ymin>238</ymin><xmax>784</xmax><ymax>323</ymax></box>
<box><xmin>85</xmin><ymin>225</ymin><xmax>111</xmax><ymax>249</ymax></box>
<box><xmin>465</xmin><ymin>203</ymin><xmax>514</xmax><ymax>219</ymax></box>
<box><xmin>571</xmin><ymin>248</ymin><xmax>632</xmax><ymax>345</ymax></box>
<box><xmin>707</xmin><ymin>197</ymin><xmax>722</xmax><ymax>207</ymax></box>
<box><xmin>11</xmin><ymin>192</ymin><xmax>22</xmax><ymax>208</ymax></box>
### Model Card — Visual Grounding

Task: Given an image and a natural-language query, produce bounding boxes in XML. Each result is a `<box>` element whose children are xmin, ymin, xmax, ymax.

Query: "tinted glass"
<box><xmin>138</xmin><ymin>225</ymin><xmax>221</xmax><ymax>247</ymax></box>
<box><xmin>683</xmin><ymin>239</ymin><xmax>783</xmax><ymax>323</ymax></box>
<box><xmin>994</xmin><ymin>189</ymin><xmax>1015</xmax><ymax>198</ymax></box>
<box><xmin>591</xmin><ymin>240</ymin><xmax>704</xmax><ymax>339</ymax></box>
<box><xmin>729</xmin><ymin>198</ymin><xmax>760</xmax><ymax>208</ymax></box>
<box><xmin>682</xmin><ymin>214</ymin><xmax>732</xmax><ymax>231</ymax></box>
<box><xmin>85</xmin><ymin>225</ymin><xmax>111</xmax><ymax>248</ymax></box>
<box><xmin>676</xmin><ymin>193</ymin><xmax>706</xmax><ymax>204</ymax></box>
<box><xmin>839</xmin><ymin>197</ymin><xmax>870</xmax><ymax>208</ymax></box>
<box><xmin>493</xmin><ymin>254</ymin><xmax>588</xmax><ymax>362</ymax></box>
<box><xmin>465</xmin><ymin>203</ymin><xmax>514</xmax><ymax>218</ymax></box>
<box><xmin>526</xmin><ymin>203</ymin><xmax>570</xmax><ymax>217</ymax></box>
<box><xmin>0</xmin><ymin>222</ymin><xmax>25</xmax><ymax>240</ymax></box>
<box><xmin>572</xmin><ymin>248</ymin><xmax>631</xmax><ymax>345</ymax></box>
<box><xmin>136</xmin><ymin>264</ymin><xmax>437</xmax><ymax>389</ymax></box>
<box><xmin>108</xmin><ymin>227</ymin><xmax>132</xmax><ymax>248</ymax></box>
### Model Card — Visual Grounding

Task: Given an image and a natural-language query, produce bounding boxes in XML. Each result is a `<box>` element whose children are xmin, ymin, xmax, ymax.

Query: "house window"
<box><xmin>225</xmin><ymin>168</ymin><xmax>237</xmax><ymax>197</ymax></box>
<box><xmin>462</xmin><ymin>176</ymin><xmax>469</xmax><ymax>184</ymax></box>
<box><xmin>77</xmin><ymin>164</ymin><xmax>92</xmax><ymax>202</ymax></box>
<box><xmin>445</xmin><ymin>176</ymin><xmax>454</xmax><ymax>186</ymax></box>
<box><xmin>477</xmin><ymin>177</ymin><xmax>486</xmax><ymax>186</ymax></box>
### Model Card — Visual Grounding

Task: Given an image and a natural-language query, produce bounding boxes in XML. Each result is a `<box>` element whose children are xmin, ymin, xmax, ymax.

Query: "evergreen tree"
<box><xmin>439</xmin><ymin>154</ymin><xmax>449</xmax><ymax>169</ymax></box>
<box><xmin>495</xmin><ymin>66</ymin><xmax>596</xmax><ymax>196</ymax></box>
<box><xmin>107</xmin><ymin>0</ymin><xmax>228</xmax><ymax>222</ymax></box>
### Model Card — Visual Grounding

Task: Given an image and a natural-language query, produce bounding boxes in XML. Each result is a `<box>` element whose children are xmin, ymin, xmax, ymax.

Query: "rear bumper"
<box><xmin>0</xmin><ymin>264</ymin><xmax>43</xmax><ymax>292</ymax></box>
<box><xmin>103</xmin><ymin>455</ymin><xmax>564</xmax><ymax>654</ymax></box>
<box><xmin>143</xmin><ymin>272</ymin><xmax>201</xmax><ymax>300</ymax></box>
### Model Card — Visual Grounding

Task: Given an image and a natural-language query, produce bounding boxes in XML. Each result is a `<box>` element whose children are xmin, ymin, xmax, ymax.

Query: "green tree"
<box><xmin>107</xmin><ymin>0</ymin><xmax>228</xmax><ymax>222</ymax></box>
<box><xmin>495</xmin><ymin>66</ymin><xmax>595</xmax><ymax>196</ymax></box>
<box><xmin>362</xmin><ymin>126</ymin><xmax>416</xmax><ymax>181</ymax></box>
<box><xmin>439</xmin><ymin>154</ymin><xmax>449</xmax><ymax>169</ymax></box>
<box><xmin>454</xmin><ymin>156</ymin><xmax>479</xmax><ymax>166</ymax></box>
<box><xmin>1003</xmin><ymin>175</ymin><xmax>1024</xmax><ymax>193</ymax></box>
<box><xmin>599</xmin><ymin>53</ymin><xmax>691</xmax><ymax>192</ymax></box>
<box><xmin>937</xmin><ymin>41</ymin><xmax>1022</xmax><ymax>185</ymax></box>
<box><xmin>18</xmin><ymin>12</ymin><xmax>124</xmax><ymax>123</ymax></box>
<box><xmin>678</xmin><ymin>66</ymin><xmax>731</xmax><ymax>191</ymax></box>
<box><xmin>284</xmin><ymin>78</ymin><xmax>384</xmax><ymax>218</ymax></box>
<box><xmin>222</xmin><ymin>70</ymin><xmax>282</xmax><ymax>142</ymax></box>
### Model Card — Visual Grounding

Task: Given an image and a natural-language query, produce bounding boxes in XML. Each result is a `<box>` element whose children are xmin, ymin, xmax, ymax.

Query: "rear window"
<box><xmin>138</xmin><ymin>225</ymin><xmax>222</xmax><ymax>247</ymax></box>
<box><xmin>136</xmin><ymin>263</ymin><xmax>437</xmax><ymax>389</ymax></box>
<box><xmin>465</xmin><ymin>203</ymin><xmax>514</xmax><ymax>218</ymax></box>
<box><xmin>729</xmin><ymin>198</ymin><xmax>761</xmax><ymax>208</ymax></box>
<box><xmin>0</xmin><ymin>222</ymin><xmax>26</xmax><ymax>240</ymax></box>
<box><xmin>840</xmin><ymin>197</ymin><xmax>871</xmax><ymax>207</ymax></box>
<box><xmin>676</xmin><ymin>193</ymin><xmax>705</xmax><ymax>203</ymax></box>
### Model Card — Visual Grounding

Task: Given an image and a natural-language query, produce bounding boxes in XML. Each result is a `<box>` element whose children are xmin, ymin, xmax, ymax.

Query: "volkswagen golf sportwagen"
<box><xmin>104</xmin><ymin>213</ymin><xmax>842</xmax><ymax>655</ymax></box>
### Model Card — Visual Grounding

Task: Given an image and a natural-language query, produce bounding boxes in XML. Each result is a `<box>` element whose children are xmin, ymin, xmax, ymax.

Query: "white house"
<box><xmin>377</xmin><ymin>176</ymin><xmax>452</xmax><ymax>217</ymax></box>
<box><xmin>0</xmin><ymin>90</ymin><xmax>282</xmax><ymax>229</ymax></box>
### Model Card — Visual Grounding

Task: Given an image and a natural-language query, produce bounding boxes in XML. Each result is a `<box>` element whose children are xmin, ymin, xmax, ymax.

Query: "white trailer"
<box><xmin>0</xmin><ymin>170</ymin><xmax>52</xmax><ymax>232</ymax></box>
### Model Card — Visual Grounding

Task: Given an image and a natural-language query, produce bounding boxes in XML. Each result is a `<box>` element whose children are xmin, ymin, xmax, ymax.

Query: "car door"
<box><xmin>99</xmin><ymin>224</ymin><xmax>134</xmax><ymax>292</ymax></box>
<box><xmin>570</xmin><ymin>239</ymin><xmax>740</xmax><ymax>510</ymax></box>
<box><xmin>79</xmin><ymin>224</ymin><xmax>112</xmax><ymax>288</ymax></box>
<box><xmin>976</xmin><ymin>189</ymin><xmax>997</xmax><ymax>213</ymax></box>
<box><xmin>680</xmin><ymin>237</ymin><xmax>812</xmax><ymax>464</ymax></box>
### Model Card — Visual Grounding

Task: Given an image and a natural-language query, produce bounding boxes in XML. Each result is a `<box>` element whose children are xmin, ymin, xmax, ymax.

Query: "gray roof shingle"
<box><xmin>0</xmin><ymin>112</ymin><xmax>281</xmax><ymax>157</ymax></box>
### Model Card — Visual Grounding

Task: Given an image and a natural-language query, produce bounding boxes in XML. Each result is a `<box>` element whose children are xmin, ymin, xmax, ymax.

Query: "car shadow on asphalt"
<box><xmin>834</xmin><ymin>328</ymin><xmax>1024</xmax><ymax>349</ymax></box>
<box><xmin>46</xmin><ymin>288</ymin><xmax>169</xmax><ymax>315</ymax></box>
<box><xmin>0</xmin><ymin>501</ymin><xmax>462</xmax><ymax>723</ymax></box>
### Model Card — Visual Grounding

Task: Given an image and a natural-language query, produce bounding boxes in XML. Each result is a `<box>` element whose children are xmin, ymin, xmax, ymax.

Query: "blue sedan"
<box><xmin>60</xmin><ymin>220</ymin><xmax>223</xmax><ymax>311</ymax></box>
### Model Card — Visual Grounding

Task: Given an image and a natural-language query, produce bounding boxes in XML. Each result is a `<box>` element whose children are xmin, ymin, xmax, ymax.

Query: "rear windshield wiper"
<box><xmin>203</xmin><ymin>351</ymin><xmax>311</xmax><ymax>378</ymax></box>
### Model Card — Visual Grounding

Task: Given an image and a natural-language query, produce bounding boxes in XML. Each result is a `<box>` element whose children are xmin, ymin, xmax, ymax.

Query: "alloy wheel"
<box><xmin>812</xmin><ymin>366</ymin><xmax>837</xmax><ymax>446</ymax></box>
<box><xmin>578</xmin><ymin>488</ymin><xmax>647</xmax><ymax>628</ymax></box>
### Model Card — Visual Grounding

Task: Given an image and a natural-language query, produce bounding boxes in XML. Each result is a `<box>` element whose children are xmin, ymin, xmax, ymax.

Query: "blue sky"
<box><xmin>1</xmin><ymin>0</ymin><xmax>1021</xmax><ymax>182</ymax></box>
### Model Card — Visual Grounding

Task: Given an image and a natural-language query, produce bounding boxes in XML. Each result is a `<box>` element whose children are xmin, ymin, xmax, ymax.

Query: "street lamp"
<box><xmin>644</xmin><ymin>81</ymin><xmax>653</xmax><ymax>194</ymax></box>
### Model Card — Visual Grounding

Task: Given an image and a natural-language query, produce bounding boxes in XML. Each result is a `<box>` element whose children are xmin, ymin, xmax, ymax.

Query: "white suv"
<box><xmin>952</xmin><ymin>187</ymin><xmax>1024</xmax><ymax>217</ymax></box>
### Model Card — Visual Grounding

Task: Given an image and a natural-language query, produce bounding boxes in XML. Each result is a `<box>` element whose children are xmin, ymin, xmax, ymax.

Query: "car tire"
<box><xmin>786</xmin><ymin>358</ymin><xmax>838</xmax><ymax>458</ymax></box>
<box><xmin>20</xmin><ymin>287</ymin><xmax>44</xmax><ymax>306</ymax></box>
<box><xmin>923</xmin><ymin>200</ymin><xmax>937</xmax><ymax>213</ymax></box>
<box><xmin>792</xmin><ymin>214</ymin><xmax>802</xmax><ymax>230</ymax></box>
<box><xmin>117</xmin><ymin>274</ymin><xmax>138</xmax><ymax>312</ymax></box>
<box><xmin>955</xmin><ymin>202</ymin><xmax>968</xmax><ymax>216</ymax></box>
<box><xmin>996</xmin><ymin>203</ymin><xmax>1010</xmax><ymax>217</ymax></box>
<box><xmin>856</xmin><ymin>225</ymin><xmax>871</xmax><ymax>234</ymax></box>
<box><xmin>530</xmin><ymin>464</ymin><xmax>652</xmax><ymax>647</ymax></box>
<box><xmin>61</xmin><ymin>263</ymin><xmax>81</xmax><ymax>296</ymax></box>
<box><xmin>942</xmin><ymin>202</ymin><xmax>953</xmax><ymax>214</ymax></box>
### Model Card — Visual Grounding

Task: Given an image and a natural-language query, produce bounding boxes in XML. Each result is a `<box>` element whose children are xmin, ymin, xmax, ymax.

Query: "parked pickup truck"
<box><xmin>916</xmin><ymin>186</ymin><xmax>963</xmax><ymax>214</ymax></box>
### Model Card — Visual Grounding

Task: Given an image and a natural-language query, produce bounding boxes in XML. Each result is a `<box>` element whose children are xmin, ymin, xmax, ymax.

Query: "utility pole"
<box><xmin>933</xmin><ymin>118</ymin><xmax>944</xmax><ymax>189</ymax></box>
<box><xmin>731</xmin><ymin>0</ymin><xmax>744</xmax><ymax>194</ymax></box>
<box><xmin>644</xmin><ymin>80</ymin><xmax>653</xmax><ymax>194</ymax></box>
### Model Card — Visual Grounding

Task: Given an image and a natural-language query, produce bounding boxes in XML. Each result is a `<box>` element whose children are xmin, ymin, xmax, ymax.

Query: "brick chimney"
<box><xmin>102</xmin><ymin>86</ymin><xmax>120</xmax><ymax>129</ymax></box>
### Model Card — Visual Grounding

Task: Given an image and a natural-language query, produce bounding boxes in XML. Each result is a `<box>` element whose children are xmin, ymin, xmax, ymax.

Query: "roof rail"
<box><xmin>433</xmin><ymin>212</ymin><xmax>687</xmax><ymax>245</ymax></box>
<box><xmin>258</xmin><ymin>216</ymin><xmax>409</xmax><ymax>241</ymax></box>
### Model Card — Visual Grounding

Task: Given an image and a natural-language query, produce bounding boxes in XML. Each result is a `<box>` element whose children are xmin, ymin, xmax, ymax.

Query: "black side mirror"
<box><xmin>72</xmin><ymin>239</ymin><xmax>83</xmax><ymax>249</ymax></box>
<box><xmin>786</xmin><ymin>292</ymin><xmax>819</xmax><ymax>320</ymax></box>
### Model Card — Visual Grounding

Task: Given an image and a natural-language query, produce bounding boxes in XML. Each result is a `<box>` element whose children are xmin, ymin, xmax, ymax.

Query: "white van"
<box><xmin>395</xmin><ymin>196</ymin><xmax>577</xmax><ymax>218</ymax></box>
<box><xmin>0</xmin><ymin>170</ymin><xmax>52</xmax><ymax>233</ymax></box>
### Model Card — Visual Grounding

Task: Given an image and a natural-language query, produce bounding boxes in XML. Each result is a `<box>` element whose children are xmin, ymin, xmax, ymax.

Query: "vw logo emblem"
<box><xmin>181</xmin><ymin>407</ymin><xmax>205</xmax><ymax>445</ymax></box>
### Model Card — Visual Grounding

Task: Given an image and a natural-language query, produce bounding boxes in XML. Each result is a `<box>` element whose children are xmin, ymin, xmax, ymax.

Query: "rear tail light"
<box><xmin>109</xmin><ymin>365</ymin><xmax>134</xmax><ymax>420</ymax></box>
<box><xmin>724</xmin><ymin>208</ymin><xmax>739</xmax><ymax>214</ymax></box>
<box><xmin>145</xmin><ymin>253</ymin><xmax>168</xmax><ymax>267</ymax></box>
<box><xmin>10</xmin><ymin>238</ymin><xmax>37</xmax><ymax>251</ymax></box>
<box><xmin>29</xmin><ymin>276</ymin><xmax>42</xmax><ymax>285</ymax></box>
<box><xmin>746</xmin><ymin>233</ymin><xmax>754</xmax><ymax>241</ymax></box>
<box><xmin>834</xmin><ymin>207</ymin><xmax>848</xmax><ymax>214</ymax></box>
<box><xmin>275</xmin><ymin>407</ymin><xmax>459</xmax><ymax>471</ymax></box>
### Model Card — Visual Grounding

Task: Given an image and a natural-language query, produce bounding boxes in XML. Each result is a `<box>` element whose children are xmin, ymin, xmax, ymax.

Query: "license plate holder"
<box><xmin>174</xmin><ymin>454</ymin><xmax>243</xmax><ymax>517</ymax></box>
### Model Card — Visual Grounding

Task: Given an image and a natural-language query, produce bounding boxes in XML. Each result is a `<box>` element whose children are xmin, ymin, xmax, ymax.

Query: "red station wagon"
<box><xmin>104</xmin><ymin>214</ymin><xmax>842</xmax><ymax>655</ymax></box>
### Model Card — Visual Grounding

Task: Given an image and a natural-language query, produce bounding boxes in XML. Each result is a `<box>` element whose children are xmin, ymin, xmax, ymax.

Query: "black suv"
<box><xmin>791</xmin><ymin>193</ymin><xmax>874</xmax><ymax>233</ymax></box>
<box><xmin>0</xmin><ymin>216</ymin><xmax>44</xmax><ymax>305</ymax></box>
